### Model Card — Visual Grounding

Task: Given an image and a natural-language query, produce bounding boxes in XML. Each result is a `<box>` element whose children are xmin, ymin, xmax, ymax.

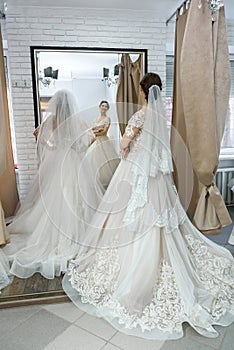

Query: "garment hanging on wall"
<box><xmin>0</xmin><ymin>24</ymin><xmax>19</xmax><ymax>218</ymax></box>
<box><xmin>171</xmin><ymin>1</ymin><xmax>232</xmax><ymax>234</ymax></box>
<box><xmin>116</xmin><ymin>53</ymin><xmax>143</xmax><ymax>135</ymax></box>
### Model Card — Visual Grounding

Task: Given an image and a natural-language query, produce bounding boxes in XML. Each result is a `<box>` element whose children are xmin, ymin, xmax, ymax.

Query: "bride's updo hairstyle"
<box><xmin>140</xmin><ymin>73</ymin><xmax>162</xmax><ymax>102</ymax></box>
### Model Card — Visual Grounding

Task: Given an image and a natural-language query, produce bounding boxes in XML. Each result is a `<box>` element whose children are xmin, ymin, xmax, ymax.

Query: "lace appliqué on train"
<box><xmin>69</xmin><ymin>247</ymin><xmax>120</xmax><ymax>306</ymax></box>
<box><xmin>68</xmin><ymin>250</ymin><xmax>184</xmax><ymax>333</ymax></box>
<box><xmin>185</xmin><ymin>234</ymin><xmax>234</xmax><ymax>320</ymax></box>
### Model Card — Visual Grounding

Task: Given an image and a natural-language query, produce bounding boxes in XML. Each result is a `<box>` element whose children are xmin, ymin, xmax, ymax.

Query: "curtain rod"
<box><xmin>166</xmin><ymin>0</ymin><xmax>190</xmax><ymax>26</ymax></box>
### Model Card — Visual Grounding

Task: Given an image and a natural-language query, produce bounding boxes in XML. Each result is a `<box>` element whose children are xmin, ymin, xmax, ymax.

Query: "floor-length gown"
<box><xmin>4</xmin><ymin>115</ymin><xmax>104</xmax><ymax>279</ymax></box>
<box><xmin>63</xmin><ymin>108</ymin><xmax>234</xmax><ymax>340</ymax></box>
<box><xmin>87</xmin><ymin>116</ymin><xmax>120</xmax><ymax>188</ymax></box>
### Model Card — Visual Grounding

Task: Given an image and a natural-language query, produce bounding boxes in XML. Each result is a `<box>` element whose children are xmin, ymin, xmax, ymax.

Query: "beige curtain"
<box><xmin>0</xmin><ymin>23</ymin><xmax>19</xmax><ymax>218</ymax></box>
<box><xmin>170</xmin><ymin>4</ymin><xmax>199</xmax><ymax>216</ymax></box>
<box><xmin>171</xmin><ymin>0</ymin><xmax>232</xmax><ymax>234</ymax></box>
<box><xmin>116</xmin><ymin>53</ymin><xmax>143</xmax><ymax>135</ymax></box>
<box><xmin>0</xmin><ymin>200</ymin><xmax>10</xmax><ymax>246</ymax></box>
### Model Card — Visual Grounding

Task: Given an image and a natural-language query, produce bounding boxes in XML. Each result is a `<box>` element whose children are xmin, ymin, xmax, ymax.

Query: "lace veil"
<box><xmin>140</xmin><ymin>85</ymin><xmax>173</xmax><ymax>177</ymax></box>
<box><xmin>123</xmin><ymin>85</ymin><xmax>175</xmax><ymax>229</ymax></box>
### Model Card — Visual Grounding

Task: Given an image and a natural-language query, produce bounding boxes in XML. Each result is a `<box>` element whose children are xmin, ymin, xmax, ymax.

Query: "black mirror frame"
<box><xmin>30</xmin><ymin>46</ymin><xmax>148</xmax><ymax>128</ymax></box>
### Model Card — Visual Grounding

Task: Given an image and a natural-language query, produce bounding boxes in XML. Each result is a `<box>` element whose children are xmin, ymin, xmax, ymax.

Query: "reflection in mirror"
<box><xmin>0</xmin><ymin>47</ymin><xmax>147</xmax><ymax>307</ymax></box>
<box><xmin>31</xmin><ymin>47</ymin><xmax>147</xmax><ymax>154</ymax></box>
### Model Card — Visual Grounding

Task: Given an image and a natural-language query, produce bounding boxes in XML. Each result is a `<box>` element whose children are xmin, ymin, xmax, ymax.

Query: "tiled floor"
<box><xmin>1</xmin><ymin>207</ymin><xmax>233</xmax><ymax>350</ymax></box>
<box><xmin>0</xmin><ymin>301</ymin><xmax>233</xmax><ymax>350</ymax></box>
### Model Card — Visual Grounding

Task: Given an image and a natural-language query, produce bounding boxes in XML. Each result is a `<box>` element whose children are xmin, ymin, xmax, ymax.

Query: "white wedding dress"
<box><xmin>4</xmin><ymin>90</ymin><xmax>104</xmax><ymax>279</ymax></box>
<box><xmin>63</xmin><ymin>86</ymin><xmax>234</xmax><ymax>340</ymax></box>
<box><xmin>0</xmin><ymin>250</ymin><xmax>11</xmax><ymax>293</ymax></box>
<box><xmin>86</xmin><ymin>116</ymin><xmax>120</xmax><ymax>188</ymax></box>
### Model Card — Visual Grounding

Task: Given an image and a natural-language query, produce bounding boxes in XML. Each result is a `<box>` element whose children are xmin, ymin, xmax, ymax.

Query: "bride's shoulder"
<box><xmin>128</xmin><ymin>109</ymin><xmax>145</xmax><ymax>127</ymax></box>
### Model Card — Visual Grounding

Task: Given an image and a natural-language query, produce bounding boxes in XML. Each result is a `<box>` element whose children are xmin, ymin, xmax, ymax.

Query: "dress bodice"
<box><xmin>93</xmin><ymin>116</ymin><xmax>110</xmax><ymax>128</ymax></box>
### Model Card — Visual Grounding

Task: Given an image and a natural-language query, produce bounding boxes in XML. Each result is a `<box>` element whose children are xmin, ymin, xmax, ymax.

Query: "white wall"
<box><xmin>3</xmin><ymin>6</ymin><xmax>166</xmax><ymax>198</ymax></box>
<box><xmin>5</xmin><ymin>5</ymin><xmax>234</xmax><ymax>199</ymax></box>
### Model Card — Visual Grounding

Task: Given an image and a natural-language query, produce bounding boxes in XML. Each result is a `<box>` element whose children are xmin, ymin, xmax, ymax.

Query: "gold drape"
<box><xmin>0</xmin><ymin>200</ymin><xmax>10</xmax><ymax>246</ymax></box>
<box><xmin>170</xmin><ymin>4</ymin><xmax>198</xmax><ymax>216</ymax></box>
<box><xmin>0</xmin><ymin>23</ymin><xmax>19</xmax><ymax>218</ymax></box>
<box><xmin>116</xmin><ymin>53</ymin><xmax>143</xmax><ymax>135</ymax></box>
<box><xmin>171</xmin><ymin>0</ymin><xmax>232</xmax><ymax>234</ymax></box>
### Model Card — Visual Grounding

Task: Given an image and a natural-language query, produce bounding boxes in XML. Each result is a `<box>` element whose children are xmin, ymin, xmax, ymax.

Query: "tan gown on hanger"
<box><xmin>0</xmin><ymin>201</ymin><xmax>10</xmax><ymax>247</ymax></box>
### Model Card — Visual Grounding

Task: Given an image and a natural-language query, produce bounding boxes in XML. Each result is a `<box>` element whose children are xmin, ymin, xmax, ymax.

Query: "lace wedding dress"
<box><xmin>63</xmin><ymin>87</ymin><xmax>234</xmax><ymax>340</ymax></box>
<box><xmin>86</xmin><ymin>116</ymin><xmax>120</xmax><ymax>188</ymax></box>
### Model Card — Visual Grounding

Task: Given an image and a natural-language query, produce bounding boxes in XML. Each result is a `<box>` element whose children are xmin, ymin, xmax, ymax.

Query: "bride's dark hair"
<box><xmin>140</xmin><ymin>73</ymin><xmax>162</xmax><ymax>101</ymax></box>
<box><xmin>99</xmin><ymin>100</ymin><xmax>110</xmax><ymax>109</ymax></box>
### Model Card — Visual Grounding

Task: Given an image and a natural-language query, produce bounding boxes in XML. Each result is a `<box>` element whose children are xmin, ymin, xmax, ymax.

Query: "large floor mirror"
<box><xmin>32</xmin><ymin>46</ymin><xmax>147</xmax><ymax>156</ymax></box>
<box><xmin>0</xmin><ymin>46</ymin><xmax>147</xmax><ymax>307</ymax></box>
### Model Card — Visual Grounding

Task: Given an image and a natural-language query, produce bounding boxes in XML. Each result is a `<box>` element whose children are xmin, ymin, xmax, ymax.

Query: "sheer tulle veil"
<box><xmin>122</xmin><ymin>85</ymin><xmax>177</xmax><ymax>232</ymax></box>
<box><xmin>4</xmin><ymin>89</ymin><xmax>104</xmax><ymax>278</ymax></box>
<box><xmin>36</xmin><ymin>89</ymin><xmax>103</xmax><ymax>241</ymax></box>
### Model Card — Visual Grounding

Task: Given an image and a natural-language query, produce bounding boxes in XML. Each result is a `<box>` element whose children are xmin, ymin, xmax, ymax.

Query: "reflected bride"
<box><xmin>86</xmin><ymin>100</ymin><xmax>120</xmax><ymax>188</ymax></box>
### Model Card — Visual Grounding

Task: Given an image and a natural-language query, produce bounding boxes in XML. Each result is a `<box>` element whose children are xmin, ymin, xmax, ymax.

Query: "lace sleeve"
<box><xmin>125</xmin><ymin>110</ymin><xmax>144</xmax><ymax>137</ymax></box>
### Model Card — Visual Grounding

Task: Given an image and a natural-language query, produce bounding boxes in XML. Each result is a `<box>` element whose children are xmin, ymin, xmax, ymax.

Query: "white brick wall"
<box><xmin>4</xmin><ymin>5</ymin><xmax>234</xmax><ymax>199</ymax></box>
<box><xmin>3</xmin><ymin>6</ymin><xmax>167</xmax><ymax>199</ymax></box>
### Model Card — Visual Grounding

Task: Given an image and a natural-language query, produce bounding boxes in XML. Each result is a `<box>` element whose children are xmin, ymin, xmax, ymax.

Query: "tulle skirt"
<box><xmin>4</xmin><ymin>148</ymin><xmax>104</xmax><ymax>279</ymax></box>
<box><xmin>0</xmin><ymin>250</ymin><xmax>12</xmax><ymax>292</ymax></box>
<box><xmin>86</xmin><ymin>136</ymin><xmax>120</xmax><ymax>188</ymax></box>
<box><xmin>63</xmin><ymin>158</ymin><xmax>234</xmax><ymax>340</ymax></box>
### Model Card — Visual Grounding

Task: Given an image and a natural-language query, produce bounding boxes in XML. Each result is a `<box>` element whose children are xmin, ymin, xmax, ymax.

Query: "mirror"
<box><xmin>0</xmin><ymin>47</ymin><xmax>147</xmax><ymax>307</ymax></box>
<box><xmin>32</xmin><ymin>46</ymin><xmax>147</xmax><ymax>159</ymax></box>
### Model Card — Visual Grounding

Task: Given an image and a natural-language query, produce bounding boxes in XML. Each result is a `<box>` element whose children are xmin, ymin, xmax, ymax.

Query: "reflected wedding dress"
<box><xmin>4</xmin><ymin>90</ymin><xmax>104</xmax><ymax>279</ymax></box>
<box><xmin>63</xmin><ymin>86</ymin><xmax>234</xmax><ymax>340</ymax></box>
<box><xmin>86</xmin><ymin>116</ymin><xmax>120</xmax><ymax>188</ymax></box>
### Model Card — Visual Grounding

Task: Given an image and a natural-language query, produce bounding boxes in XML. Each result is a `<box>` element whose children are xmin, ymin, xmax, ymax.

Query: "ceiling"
<box><xmin>4</xmin><ymin>0</ymin><xmax>234</xmax><ymax>21</ymax></box>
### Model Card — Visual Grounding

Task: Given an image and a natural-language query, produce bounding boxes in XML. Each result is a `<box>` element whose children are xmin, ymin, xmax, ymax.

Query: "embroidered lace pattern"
<box><xmin>185</xmin><ymin>234</ymin><xmax>234</xmax><ymax>320</ymax></box>
<box><xmin>123</xmin><ymin>188</ymin><xmax>187</xmax><ymax>232</ymax></box>
<box><xmin>68</xmin><ymin>249</ymin><xmax>185</xmax><ymax>333</ymax></box>
<box><xmin>125</xmin><ymin>110</ymin><xmax>145</xmax><ymax>154</ymax></box>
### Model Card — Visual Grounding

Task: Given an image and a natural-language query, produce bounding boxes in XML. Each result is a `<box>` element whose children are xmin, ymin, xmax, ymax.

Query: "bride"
<box><xmin>63</xmin><ymin>73</ymin><xmax>234</xmax><ymax>340</ymax></box>
<box><xmin>86</xmin><ymin>100</ymin><xmax>120</xmax><ymax>188</ymax></box>
<box><xmin>4</xmin><ymin>89</ymin><xmax>104</xmax><ymax>279</ymax></box>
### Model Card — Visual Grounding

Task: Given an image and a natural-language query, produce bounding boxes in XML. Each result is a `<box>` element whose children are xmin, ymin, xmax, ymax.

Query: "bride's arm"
<box><xmin>120</xmin><ymin>126</ymin><xmax>140</xmax><ymax>158</ymax></box>
<box><xmin>93</xmin><ymin>123</ymin><xmax>109</xmax><ymax>136</ymax></box>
